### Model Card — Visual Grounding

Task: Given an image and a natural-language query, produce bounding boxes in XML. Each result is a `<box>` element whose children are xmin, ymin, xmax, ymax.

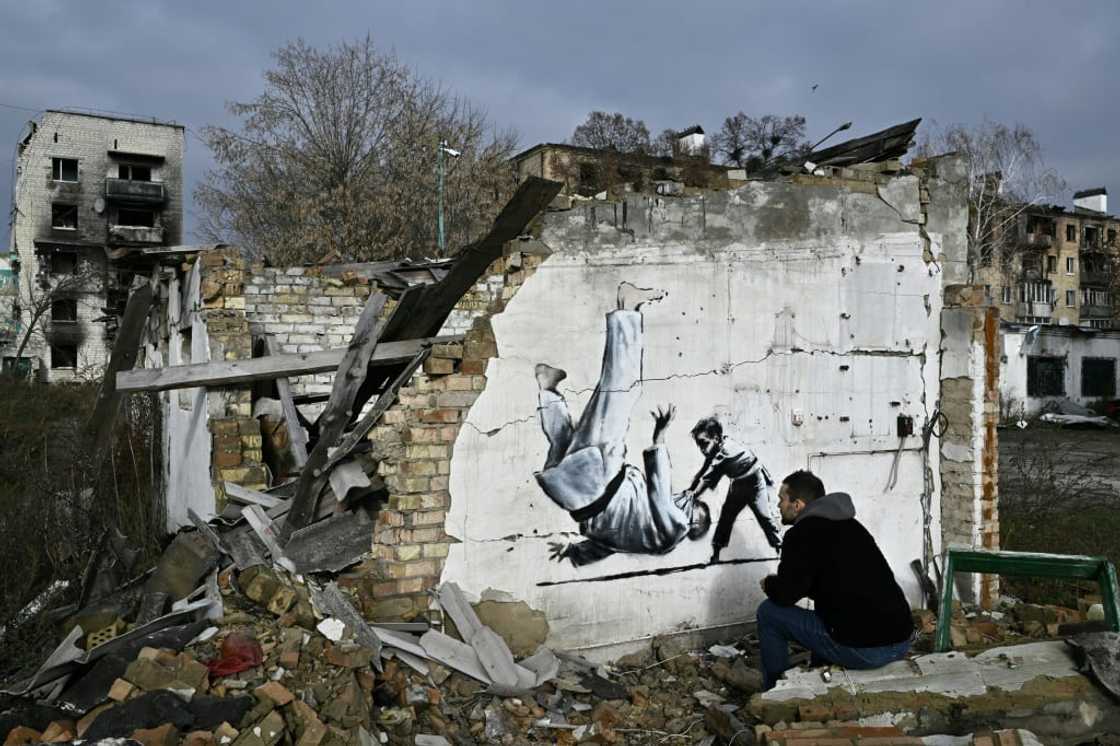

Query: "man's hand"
<box><xmin>651</xmin><ymin>404</ymin><xmax>676</xmax><ymax>445</ymax></box>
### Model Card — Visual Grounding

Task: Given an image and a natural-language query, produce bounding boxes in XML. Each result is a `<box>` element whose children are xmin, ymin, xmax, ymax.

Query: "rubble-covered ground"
<box><xmin>4</xmin><ymin>552</ymin><xmax>1119</xmax><ymax>746</ymax></box>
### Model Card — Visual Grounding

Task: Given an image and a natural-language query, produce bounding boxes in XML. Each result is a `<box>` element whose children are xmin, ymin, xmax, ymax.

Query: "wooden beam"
<box><xmin>279</xmin><ymin>292</ymin><xmax>389</xmax><ymax>540</ymax></box>
<box><xmin>88</xmin><ymin>284</ymin><xmax>155</xmax><ymax>465</ymax></box>
<box><xmin>116</xmin><ymin>335</ymin><xmax>461</xmax><ymax>393</ymax></box>
<box><xmin>263</xmin><ymin>335</ymin><xmax>309</xmax><ymax>469</ymax></box>
<box><xmin>388</xmin><ymin>176</ymin><xmax>563</xmax><ymax>341</ymax></box>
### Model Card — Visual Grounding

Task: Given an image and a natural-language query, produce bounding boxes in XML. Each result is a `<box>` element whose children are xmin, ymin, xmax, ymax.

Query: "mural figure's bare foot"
<box><xmin>617</xmin><ymin>281</ymin><xmax>667</xmax><ymax>312</ymax></box>
<box><xmin>535</xmin><ymin>363</ymin><xmax>567</xmax><ymax>392</ymax></box>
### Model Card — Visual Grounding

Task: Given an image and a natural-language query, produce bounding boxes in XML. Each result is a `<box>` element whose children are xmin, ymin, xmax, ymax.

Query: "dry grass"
<box><xmin>0</xmin><ymin>377</ymin><xmax>164</xmax><ymax>682</ymax></box>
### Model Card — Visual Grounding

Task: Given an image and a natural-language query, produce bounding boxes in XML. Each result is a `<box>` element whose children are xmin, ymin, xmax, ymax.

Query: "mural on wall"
<box><xmin>685</xmin><ymin>416</ymin><xmax>783</xmax><ymax>563</ymax></box>
<box><xmin>533</xmin><ymin>281</ymin><xmax>782</xmax><ymax>568</ymax></box>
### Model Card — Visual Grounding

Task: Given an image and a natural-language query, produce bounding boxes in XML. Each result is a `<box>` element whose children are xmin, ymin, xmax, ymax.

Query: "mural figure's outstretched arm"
<box><xmin>548</xmin><ymin>539</ymin><xmax>615</xmax><ymax>566</ymax></box>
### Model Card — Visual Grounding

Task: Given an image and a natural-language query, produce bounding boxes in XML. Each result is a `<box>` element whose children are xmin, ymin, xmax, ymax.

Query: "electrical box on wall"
<box><xmin>897</xmin><ymin>414</ymin><xmax>914</xmax><ymax>437</ymax></box>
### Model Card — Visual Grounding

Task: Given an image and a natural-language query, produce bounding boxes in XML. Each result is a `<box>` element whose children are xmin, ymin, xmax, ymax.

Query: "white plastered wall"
<box><xmin>442</xmin><ymin>181</ymin><xmax>949</xmax><ymax>654</ymax></box>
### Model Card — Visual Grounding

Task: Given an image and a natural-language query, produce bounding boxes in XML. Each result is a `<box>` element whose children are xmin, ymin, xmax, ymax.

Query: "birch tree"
<box><xmin>914</xmin><ymin>121</ymin><xmax>1065</xmax><ymax>279</ymax></box>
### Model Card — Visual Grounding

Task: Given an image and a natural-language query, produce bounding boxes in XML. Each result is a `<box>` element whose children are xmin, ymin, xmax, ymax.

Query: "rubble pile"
<box><xmin>911</xmin><ymin>596</ymin><xmax>1109</xmax><ymax>652</ymax></box>
<box><xmin>0</xmin><ymin>553</ymin><xmax>779</xmax><ymax>745</ymax></box>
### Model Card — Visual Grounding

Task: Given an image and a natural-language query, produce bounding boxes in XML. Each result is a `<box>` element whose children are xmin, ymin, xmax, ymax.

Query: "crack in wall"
<box><xmin>462</xmin><ymin>346</ymin><xmax>923</xmax><ymax>438</ymax></box>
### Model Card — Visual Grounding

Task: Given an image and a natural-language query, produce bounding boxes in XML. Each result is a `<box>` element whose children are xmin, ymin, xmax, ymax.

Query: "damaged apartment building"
<box><xmin>108</xmin><ymin>119</ymin><xmax>1007</xmax><ymax>663</ymax></box>
<box><xmin>974</xmin><ymin>188</ymin><xmax>1120</xmax><ymax>418</ymax></box>
<box><xmin>1</xmin><ymin>109</ymin><xmax>184</xmax><ymax>380</ymax></box>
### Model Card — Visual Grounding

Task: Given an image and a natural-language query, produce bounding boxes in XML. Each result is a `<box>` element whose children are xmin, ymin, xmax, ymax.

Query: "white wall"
<box><xmin>1002</xmin><ymin>327</ymin><xmax>1120</xmax><ymax>417</ymax></box>
<box><xmin>161</xmin><ymin>261</ymin><xmax>216</xmax><ymax>529</ymax></box>
<box><xmin>441</xmin><ymin>180</ymin><xmax>951</xmax><ymax>654</ymax></box>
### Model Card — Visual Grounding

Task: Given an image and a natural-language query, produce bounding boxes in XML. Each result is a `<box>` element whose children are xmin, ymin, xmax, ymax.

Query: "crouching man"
<box><xmin>757</xmin><ymin>470</ymin><xmax>913</xmax><ymax>690</ymax></box>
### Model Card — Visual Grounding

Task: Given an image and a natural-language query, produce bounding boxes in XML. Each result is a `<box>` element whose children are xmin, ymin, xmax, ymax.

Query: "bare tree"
<box><xmin>196</xmin><ymin>37</ymin><xmax>519</xmax><ymax>265</ymax></box>
<box><xmin>913</xmin><ymin>121</ymin><xmax>1065</xmax><ymax>279</ymax></box>
<box><xmin>9</xmin><ymin>261</ymin><xmax>102</xmax><ymax>372</ymax></box>
<box><xmin>571</xmin><ymin>112</ymin><xmax>651</xmax><ymax>153</ymax></box>
<box><xmin>652</xmin><ymin>128</ymin><xmax>680</xmax><ymax>158</ymax></box>
<box><xmin>712</xmin><ymin>113</ymin><xmax>809</xmax><ymax>170</ymax></box>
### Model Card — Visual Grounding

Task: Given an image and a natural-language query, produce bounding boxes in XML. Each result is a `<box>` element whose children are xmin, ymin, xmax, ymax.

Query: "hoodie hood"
<box><xmin>795</xmin><ymin>492</ymin><xmax>856</xmax><ymax>523</ymax></box>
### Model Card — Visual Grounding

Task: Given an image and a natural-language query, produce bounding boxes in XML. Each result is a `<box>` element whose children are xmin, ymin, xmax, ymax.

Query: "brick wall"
<box><xmin>939</xmin><ymin>284</ymin><xmax>1001</xmax><ymax>606</ymax></box>
<box><xmin>198</xmin><ymin>249</ymin><xmax>267</xmax><ymax>499</ymax></box>
<box><xmin>352</xmin><ymin>252</ymin><xmax>543</xmax><ymax>620</ymax></box>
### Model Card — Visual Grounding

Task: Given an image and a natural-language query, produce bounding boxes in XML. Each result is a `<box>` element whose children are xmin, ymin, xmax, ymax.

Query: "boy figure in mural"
<box><xmin>534</xmin><ymin>282</ymin><xmax>710</xmax><ymax>567</ymax></box>
<box><xmin>684</xmin><ymin>417</ymin><xmax>783</xmax><ymax>563</ymax></box>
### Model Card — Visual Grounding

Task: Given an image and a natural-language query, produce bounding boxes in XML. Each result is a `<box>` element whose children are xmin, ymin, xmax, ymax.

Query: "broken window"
<box><xmin>1046</xmin><ymin>255</ymin><xmax>1057</xmax><ymax>273</ymax></box>
<box><xmin>118</xmin><ymin>163</ymin><xmax>152</xmax><ymax>181</ymax></box>
<box><xmin>116</xmin><ymin>208</ymin><xmax>155</xmax><ymax>227</ymax></box>
<box><xmin>51</xmin><ymin>298</ymin><xmax>78</xmax><ymax>323</ymax></box>
<box><xmin>1027</xmin><ymin>356</ymin><xmax>1065</xmax><ymax>397</ymax></box>
<box><xmin>51</xmin><ymin>249</ymin><xmax>78</xmax><ymax>275</ymax></box>
<box><xmin>1082</xmin><ymin>358</ymin><xmax>1116</xmax><ymax>397</ymax></box>
<box><xmin>1085</xmin><ymin>225</ymin><xmax>1100</xmax><ymax>247</ymax></box>
<box><xmin>51</xmin><ymin>203</ymin><xmax>78</xmax><ymax>230</ymax></box>
<box><xmin>2</xmin><ymin>356</ymin><xmax>32</xmax><ymax>379</ymax></box>
<box><xmin>50</xmin><ymin>343</ymin><xmax>78</xmax><ymax>369</ymax></box>
<box><xmin>1067</xmin><ymin>224</ymin><xmax>1077</xmax><ymax>242</ymax></box>
<box><xmin>51</xmin><ymin>157</ymin><xmax>78</xmax><ymax>182</ymax></box>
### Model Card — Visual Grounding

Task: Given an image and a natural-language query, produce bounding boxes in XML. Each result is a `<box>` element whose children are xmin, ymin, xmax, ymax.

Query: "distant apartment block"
<box><xmin>976</xmin><ymin>188</ymin><xmax>1119</xmax><ymax>330</ymax></box>
<box><xmin>1</xmin><ymin>110</ymin><xmax>184</xmax><ymax>380</ymax></box>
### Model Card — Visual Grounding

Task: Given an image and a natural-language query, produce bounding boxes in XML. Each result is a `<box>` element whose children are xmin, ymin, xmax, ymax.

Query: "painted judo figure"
<box><xmin>684</xmin><ymin>417</ymin><xmax>783</xmax><ymax>563</ymax></box>
<box><xmin>534</xmin><ymin>282</ymin><xmax>710</xmax><ymax>566</ymax></box>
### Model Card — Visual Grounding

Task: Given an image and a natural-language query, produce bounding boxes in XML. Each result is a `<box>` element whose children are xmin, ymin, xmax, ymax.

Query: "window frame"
<box><xmin>51</xmin><ymin>157</ymin><xmax>78</xmax><ymax>182</ymax></box>
<box><xmin>51</xmin><ymin>297</ymin><xmax>78</xmax><ymax>323</ymax></box>
<box><xmin>1066</xmin><ymin>224</ymin><xmax>1077</xmax><ymax>242</ymax></box>
<box><xmin>51</xmin><ymin>203</ymin><xmax>79</xmax><ymax>230</ymax></box>
<box><xmin>1066</xmin><ymin>257</ymin><xmax>1075</xmax><ymax>275</ymax></box>
<box><xmin>1081</xmin><ymin>357</ymin><xmax>1117</xmax><ymax>398</ymax></box>
<box><xmin>1066</xmin><ymin>289</ymin><xmax>1076</xmax><ymax>307</ymax></box>
<box><xmin>115</xmin><ymin>207</ymin><xmax>156</xmax><ymax>228</ymax></box>
<box><xmin>118</xmin><ymin>163</ymin><xmax>153</xmax><ymax>182</ymax></box>
<box><xmin>1027</xmin><ymin>355</ymin><xmax>1065</xmax><ymax>397</ymax></box>
<box><xmin>50</xmin><ymin>249</ymin><xmax>78</xmax><ymax>275</ymax></box>
<box><xmin>50</xmin><ymin>343</ymin><xmax>78</xmax><ymax>370</ymax></box>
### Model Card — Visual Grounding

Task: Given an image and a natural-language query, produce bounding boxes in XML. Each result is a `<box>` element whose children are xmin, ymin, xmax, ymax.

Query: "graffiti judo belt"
<box><xmin>569</xmin><ymin>466</ymin><xmax>628</xmax><ymax>523</ymax></box>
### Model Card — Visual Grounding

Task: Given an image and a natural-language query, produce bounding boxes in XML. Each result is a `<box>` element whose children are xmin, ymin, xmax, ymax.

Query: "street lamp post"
<box><xmin>437</xmin><ymin>140</ymin><xmax>461</xmax><ymax>256</ymax></box>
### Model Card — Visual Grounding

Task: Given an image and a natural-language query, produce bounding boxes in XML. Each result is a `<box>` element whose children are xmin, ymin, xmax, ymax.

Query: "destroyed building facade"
<box><xmin>128</xmin><ymin>146</ymin><xmax>1000</xmax><ymax>659</ymax></box>
<box><xmin>1</xmin><ymin>110</ymin><xmax>184</xmax><ymax>380</ymax></box>
<box><xmin>974</xmin><ymin>188</ymin><xmax>1120</xmax><ymax>330</ymax></box>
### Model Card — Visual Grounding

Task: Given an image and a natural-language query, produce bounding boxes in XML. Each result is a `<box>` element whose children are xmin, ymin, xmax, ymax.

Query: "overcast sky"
<box><xmin>3</xmin><ymin>0</ymin><xmax>1118</xmax><ymax>246</ymax></box>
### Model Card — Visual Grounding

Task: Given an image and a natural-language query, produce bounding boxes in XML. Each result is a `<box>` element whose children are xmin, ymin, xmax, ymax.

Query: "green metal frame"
<box><xmin>935</xmin><ymin>547</ymin><xmax>1120</xmax><ymax>652</ymax></box>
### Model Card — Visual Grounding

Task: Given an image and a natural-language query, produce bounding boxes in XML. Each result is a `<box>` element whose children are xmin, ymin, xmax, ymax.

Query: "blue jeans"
<box><xmin>756</xmin><ymin>599</ymin><xmax>911</xmax><ymax>690</ymax></box>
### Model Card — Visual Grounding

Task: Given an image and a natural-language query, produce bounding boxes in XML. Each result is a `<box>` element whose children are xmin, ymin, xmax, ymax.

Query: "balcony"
<box><xmin>1080</xmin><ymin>303</ymin><xmax>1113</xmax><ymax>319</ymax></box>
<box><xmin>1081</xmin><ymin>267</ymin><xmax>1112</xmax><ymax>286</ymax></box>
<box><xmin>1017</xmin><ymin>301</ymin><xmax>1053</xmax><ymax>319</ymax></box>
<box><xmin>1022</xmin><ymin>232</ymin><xmax>1053</xmax><ymax>250</ymax></box>
<box><xmin>109</xmin><ymin>225</ymin><xmax>164</xmax><ymax>244</ymax></box>
<box><xmin>105</xmin><ymin>178</ymin><xmax>165</xmax><ymax>205</ymax></box>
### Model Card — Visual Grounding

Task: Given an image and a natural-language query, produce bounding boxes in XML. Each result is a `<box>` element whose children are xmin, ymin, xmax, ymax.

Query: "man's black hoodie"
<box><xmin>762</xmin><ymin>492</ymin><xmax>913</xmax><ymax>647</ymax></box>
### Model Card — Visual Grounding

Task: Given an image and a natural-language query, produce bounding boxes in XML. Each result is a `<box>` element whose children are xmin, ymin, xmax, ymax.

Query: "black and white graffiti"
<box><xmin>533</xmin><ymin>282</ymin><xmax>784</xmax><ymax>568</ymax></box>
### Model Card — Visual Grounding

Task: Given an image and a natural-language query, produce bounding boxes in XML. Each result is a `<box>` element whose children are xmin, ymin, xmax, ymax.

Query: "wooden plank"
<box><xmin>280</xmin><ymin>292</ymin><xmax>389</xmax><ymax>541</ymax></box>
<box><xmin>224</xmin><ymin>481</ymin><xmax>286</xmax><ymax>509</ymax></box>
<box><xmin>264</xmin><ymin>335</ymin><xmax>309</xmax><ymax>469</ymax></box>
<box><xmin>346</xmin><ymin>286</ymin><xmax>428</xmax><ymax>419</ymax></box>
<box><xmin>388</xmin><ymin>177</ymin><xmax>563</xmax><ymax>341</ymax></box>
<box><xmin>116</xmin><ymin>335</ymin><xmax>461</xmax><ymax>393</ymax></box>
<box><xmin>242</xmin><ymin>504</ymin><xmax>295</xmax><ymax>573</ymax></box>
<box><xmin>88</xmin><ymin>284</ymin><xmax>154</xmax><ymax>464</ymax></box>
<box><xmin>327</xmin><ymin>347</ymin><xmax>430</xmax><ymax>472</ymax></box>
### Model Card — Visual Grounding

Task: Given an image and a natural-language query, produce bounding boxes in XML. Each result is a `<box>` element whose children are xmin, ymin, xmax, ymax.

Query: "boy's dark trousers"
<box><xmin>712</xmin><ymin>472</ymin><xmax>782</xmax><ymax>552</ymax></box>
